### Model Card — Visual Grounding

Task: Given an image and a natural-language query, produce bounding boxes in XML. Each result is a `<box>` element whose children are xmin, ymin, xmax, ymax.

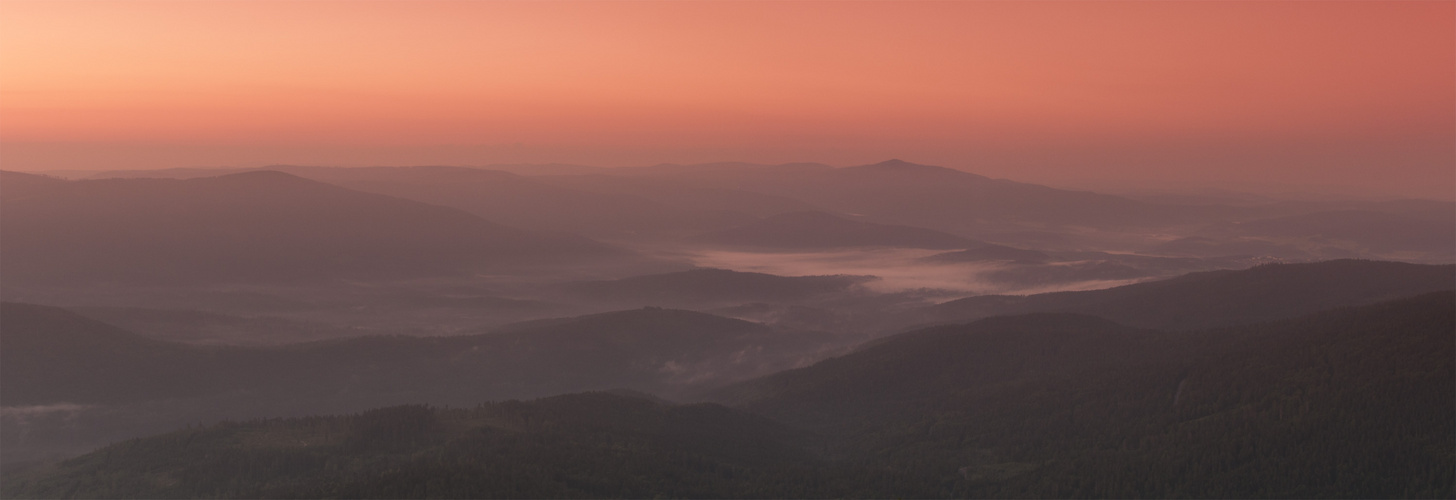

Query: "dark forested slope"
<box><xmin>8</xmin><ymin>293</ymin><xmax>1451</xmax><ymax>498</ymax></box>
<box><xmin>1</xmin><ymin>394</ymin><xmax>831</xmax><ymax>499</ymax></box>
<box><xmin>716</xmin><ymin>291</ymin><xmax>1456</xmax><ymax>497</ymax></box>
<box><xmin>918</xmin><ymin>259</ymin><xmax>1455</xmax><ymax>330</ymax></box>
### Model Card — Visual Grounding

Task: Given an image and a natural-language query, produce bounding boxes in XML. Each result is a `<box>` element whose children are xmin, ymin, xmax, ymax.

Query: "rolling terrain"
<box><xmin>0</xmin><ymin>171</ymin><xmax>635</xmax><ymax>286</ymax></box>
<box><xmin>911</xmin><ymin>259</ymin><xmax>1456</xmax><ymax>331</ymax></box>
<box><xmin>0</xmin><ymin>303</ymin><xmax>853</xmax><ymax>465</ymax></box>
<box><xmin>7</xmin><ymin>293</ymin><xmax>1450</xmax><ymax>498</ymax></box>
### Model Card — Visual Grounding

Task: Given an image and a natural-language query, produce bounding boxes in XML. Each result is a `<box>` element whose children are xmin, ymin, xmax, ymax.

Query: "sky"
<box><xmin>1</xmin><ymin>1</ymin><xmax>1452</xmax><ymax>199</ymax></box>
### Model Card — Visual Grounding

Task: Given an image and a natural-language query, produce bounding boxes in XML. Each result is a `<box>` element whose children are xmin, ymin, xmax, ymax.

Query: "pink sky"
<box><xmin>1</xmin><ymin>1</ymin><xmax>1451</xmax><ymax>198</ymax></box>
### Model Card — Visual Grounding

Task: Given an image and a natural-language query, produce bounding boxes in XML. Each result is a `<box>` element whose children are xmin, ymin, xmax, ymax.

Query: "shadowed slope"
<box><xmin>1</xmin><ymin>393</ymin><xmax>826</xmax><ymax>499</ymax></box>
<box><xmin>0</xmin><ymin>303</ymin><xmax>840</xmax><ymax>408</ymax></box>
<box><xmin>7</xmin><ymin>294</ymin><xmax>1449</xmax><ymax>498</ymax></box>
<box><xmin>918</xmin><ymin>259</ymin><xmax>1455</xmax><ymax>330</ymax></box>
<box><xmin>711</xmin><ymin>292</ymin><xmax>1455</xmax><ymax>497</ymax></box>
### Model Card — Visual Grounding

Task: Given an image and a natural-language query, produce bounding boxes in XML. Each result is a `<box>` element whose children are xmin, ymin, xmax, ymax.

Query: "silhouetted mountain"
<box><xmin>72</xmin><ymin>163</ymin><xmax>1453</xmax><ymax>262</ymax></box>
<box><xmin>552</xmin><ymin>268</ymin><xmax>876</xmax><ymax>308</ymax></box>
<box><xmin>916</xmin><ymin>259</ymin><xmax>1455</xmax><ymax>330</ymax></box>
<box><xmin>919</xmin><ymin>244</ymin><xmax>1051</xmax><ymax>264</ymax></box>
<box><xmin>82</xmin><ymin>165</ymin><xmax>819</xmax><ymax>240</ymax></box>
<box><xmin>602</xmin><ymin>160</ymin><xmax>1224</xmax><ymax>236</ymax></box>
<box><xmin>0</xmin><ymin>170</ymin><xmax>630</xmax><ymax>285</ymax></box>
<box><xmin>692</xmin><ymin>211</ymin><xmax>976</xmax><ymax>250</ymax></box>
<box><xmin>263</xmin><ymin>165</ymin><xmax>763</xmax><ymax>239</ymax></box>
<box><xmin>533</xmin><ymin>171</ymin><xmax>823</xmax><ymax>218</ymax></box>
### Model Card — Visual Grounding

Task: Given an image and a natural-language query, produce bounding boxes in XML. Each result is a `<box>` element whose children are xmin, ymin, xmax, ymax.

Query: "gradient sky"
<box><xmin>1</xmin><ymin>1</ymin><xmax>1452</xmax><ymax>198</ymax></box>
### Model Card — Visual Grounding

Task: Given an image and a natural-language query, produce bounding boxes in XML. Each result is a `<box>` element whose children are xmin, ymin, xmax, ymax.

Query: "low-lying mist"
<box><xmin>687</xmin><ymin>248</ymin><xmax>1161</xmax><ymax>297</ymax></box>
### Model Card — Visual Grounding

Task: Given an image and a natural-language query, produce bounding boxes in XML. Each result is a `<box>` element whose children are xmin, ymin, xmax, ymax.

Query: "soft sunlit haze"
<box><xmin>2</xmin><ymin>1</ymin><xmax>1451</xmax><ymax>199</ymax></box>
<box><xmin>3</xmin><ymin>2</ymin><xmax>1455</xmax><ymax>497</ymax></box>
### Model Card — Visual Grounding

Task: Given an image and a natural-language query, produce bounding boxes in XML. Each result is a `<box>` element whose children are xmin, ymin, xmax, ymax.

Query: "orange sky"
<box><xmin>1</xmin><ymin>1</ymin><xmax>1452</xmax><ymax>198</ymax></box>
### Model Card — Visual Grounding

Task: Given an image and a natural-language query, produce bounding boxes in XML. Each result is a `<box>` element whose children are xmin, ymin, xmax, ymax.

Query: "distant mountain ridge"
<box><xmin>0</xmin><ymin>170</ymin><xmax>632</xmax><ymax>285</ymax></box>
<box><xmin>591</xmin><ymin>159</ymin><xmax>1219</xmax><ymax>235</ymax></box>
<box><xmin>62</xmin><ymin>161</ymin><xmax>1456</xmax><ymax>262</ymax></box>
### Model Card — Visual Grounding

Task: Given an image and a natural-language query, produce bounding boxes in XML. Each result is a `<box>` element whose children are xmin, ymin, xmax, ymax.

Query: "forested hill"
<box><xmin>715</xmin><ymin>291</ymin><xmax>1456</xmax><ymax>497</ymax></box>
<box><xmin>915</xmin><ymin>259</ymin><xmax>1455</xmax><ymax>330</ymax></box>
<box><xmin>0</xmin><ymin>303</ymin><xmax>841</xmax><ymax>408</ymax></box>
<box><xmin>8</xmin><ymin>292</ymin><xmax>1451</xmax><ymax>498</ymax></box>
<box><xmin>0</xmin><ymin>393</ymin><xmax>829</xmax><ymax>499</ymax></box>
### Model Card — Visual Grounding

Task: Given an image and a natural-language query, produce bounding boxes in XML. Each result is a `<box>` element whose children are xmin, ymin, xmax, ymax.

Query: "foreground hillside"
<box><xmin>9</xmin><ymin>293</ymin><xmax>1451</xmax><ymax>498</ymax></box>
<box><xmin>716</xmin><ymin>291</ymin><xmax>1455</xmax><ymax>497</ymax></box>
<box><xmin>1</xmin><ymin>394</ymin><xmax>829</xmax><ymax>499</ymax></box>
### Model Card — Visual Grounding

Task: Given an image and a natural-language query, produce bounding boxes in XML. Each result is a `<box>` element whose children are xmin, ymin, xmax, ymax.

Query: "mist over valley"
<box><xmin>2</xmin><ymin>2</ymin><xmax>1453</xmax><ymax>495</ymax></box>
<box><xmin>1</xmin><ymin>159</ymin><xmax>1452</xmax><ymax>498</ymax></box>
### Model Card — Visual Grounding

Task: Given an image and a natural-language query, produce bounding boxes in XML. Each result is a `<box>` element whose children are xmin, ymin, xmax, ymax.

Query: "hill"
<box><xmin>84</xmin><ymin>165</ymin><xmax>816</xmax><ymax>240</ymax></box>
<box><xmin>69</xmin><ymin>306</ymin><xmax>370</xmax><ymax>345</ymax></box>
<box><xmin>0</xmin><ymin>303</ymin><xmax>222</xmax><ymax>405</ymax></box>
<box><xmin>691</xmin><ymin>211</ymin><xmax>976</xmax><ymax>250</ymax></box>
<box><xmin>0</xmin><ymin>302</ymin><xmax>852</xmax><ymax>466</ymax></box>
<box><xmin>1235</xmin><ymin>209</ymin><xmax>1455</xmax><ymax>255</ymax></box>
<box><xmin>603</xmin><ymin>159</ymin><xmax>1223</xmax><ymax>236</ymax></box>
<box><xmin>0</xmin><ymin>170</ymin><xmax>628</xmax><ymax>285</ymax></box>
<box><xmin>0</xmin><ymin>393</ymin><xmax>828</xmax><ymax>499</ymax></box>
<box><xmin>0</xmin><ymin>303</ymin><xmax>844</xmax><ymax>409</ymax></box>
<box><xmin>8</xmin><ymin>294</ymin><xmax>1450</xmax><ymax>497</ymax></box>
<box><xmin>259</xmin><ymin>165</ymin><xmax>764</xmax><ymax>239</ymax></box>
<box><xmin>915</xmin><ymin>259</ymin><xmax>1455</xmax><ymax>330</ymax></box>
<box><xmin>712</xmin><ymin>292</ymin><xmax>1455</xmax><ymax>497</ymax></box>
<box><xmin>552</xmin><ymin>268</ymin><xmax>876</xmax><ymax>308</ymax></box>
<box><xmin>918</xmin><ymin>244</ymin><xmax>1051</xmax><ymax>264</ymax></box>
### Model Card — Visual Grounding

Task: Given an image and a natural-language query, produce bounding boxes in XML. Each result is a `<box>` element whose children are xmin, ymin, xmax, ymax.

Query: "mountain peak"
<box><xmin>848</xmin><ymin>160</ymin><xmax>985</xmax><ymax>179</ymax></box>
<box><xmin>209</xmin><ymin>170</ymin><xmax>311</xmax><ymax>183</ymax></box>
<box><xmin>872</xmin><ymin>158</ymin><xmax>916</xmax><ymax>167</ymax></box>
